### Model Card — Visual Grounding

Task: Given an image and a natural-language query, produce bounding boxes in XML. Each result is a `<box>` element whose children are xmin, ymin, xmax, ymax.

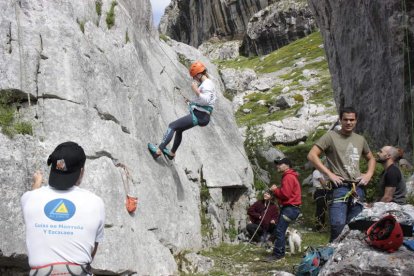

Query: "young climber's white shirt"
<box><xmin>191</xmin><ymin>78</ymin><xmax>217</xmax><ymax>112</ymax></box>
<box><xmin>21</xmin><ymin>186</ymin><xmax>105</xmax><ymax>267</ymax></box>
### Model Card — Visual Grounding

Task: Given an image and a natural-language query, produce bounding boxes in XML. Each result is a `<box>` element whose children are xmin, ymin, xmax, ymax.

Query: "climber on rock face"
<box><xmin>148</xmin><ymin>60</ymin><xmax>217</xmax><ymax>160</ymax></box>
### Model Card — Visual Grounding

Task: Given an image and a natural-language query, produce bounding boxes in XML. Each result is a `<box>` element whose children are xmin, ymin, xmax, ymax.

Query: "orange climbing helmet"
<box><xmin>365</xmin><ymin>215</ymin><xmax>403</xmax><ymax>253</ymax></box>
<box><xmin>189</xmin><ymin>61</ymin><xmax>206</xmax><ymax>77</ymax></box>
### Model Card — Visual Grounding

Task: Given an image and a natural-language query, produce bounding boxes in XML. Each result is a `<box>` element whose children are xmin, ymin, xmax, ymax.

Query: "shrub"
<box><xmin>244</xmin><ymin>125</ymin><xmax>266</xmax><ymax>160</ymax></box>
<box><xmin>77</xmin><ymin>19</ymin><xmax>85</xmax><ymax>33</ymax></box>
<box><xmin>14</xmin><ymin>122</ymin><xmax>33</xmax><ymax>136</ymax></box>
<box><xmin>293</xmin><ymin>93</ymin><xmax>304</xmax><ymax>102</ymax></box>
<box><xmin>227</xmin><ymin>218</ymin><xmax>238</xmax><ymax>241</ymax></box>
<box><xmin>95</xmin><ymin>0</ymin><xmax>102</xmax><ymax>17</ymax></box>
<box><xmin>125</xmin><ymin>30</ymin><xmax>130</xmax><ymax>43</ymax></box>
<box><xmin>106</xmin><ymin>1</ymin><xmax>117</xmax><ymax>29</ymax></box>
<box><xmin>0</xmin><ymin>91</ymin><xmax>33</xmax><ymax>138</ymax></box>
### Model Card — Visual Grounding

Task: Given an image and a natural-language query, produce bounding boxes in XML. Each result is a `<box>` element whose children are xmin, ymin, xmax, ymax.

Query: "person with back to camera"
<box><xmin>312</xmin><ymin>165</ymin><xmax>329</xmax><ymax>231</ymax></box>
<box><xmin>21</xmin><ymin>141</ymin><xmax>105</xmax><ymax>276</ymax></box>
<box><xmin>307</xmin><ymin>107</ymin><xmax>376</xmax><ymax>242</ymax></box>
<box><xmin>148</xmin><ymin>60</ymin><xmax>217</xmax><ymax>160</ymax></box>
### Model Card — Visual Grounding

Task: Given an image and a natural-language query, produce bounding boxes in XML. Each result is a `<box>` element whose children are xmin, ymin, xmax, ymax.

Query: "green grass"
<box><xmin>198</xmin><ymin>231</ymin><xmax>329</xmax><ymax>275</ymax></box>
<box><xmin>216</xmin><ymin>32</ymin><xmax>325</xmax><ymax>73</ymax></box>
<box><xmin>0</xmin><ymin>91</ymin><xmax>33</xmax><ymax>138</ymax></box>
<box><xmin>77</xmin><ymin>19</ymin><xmax>85</xmax><ymax>33</ymax></box>
<box><xmin>95</xmin><ymin>0</ymin><xmax>102</xmax><ymax>17</ymax></box>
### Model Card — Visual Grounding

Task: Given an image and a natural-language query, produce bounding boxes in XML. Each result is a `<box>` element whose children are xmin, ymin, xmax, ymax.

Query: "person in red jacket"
<box><xmin>246</xmin><ymin>190</ymin><xmax>279</xmax><ymax>243</ymax></box>
<box><xmin>266</xmin><ymin>158</ymin><xmax>302</xmax><ymax>262</ymax></box>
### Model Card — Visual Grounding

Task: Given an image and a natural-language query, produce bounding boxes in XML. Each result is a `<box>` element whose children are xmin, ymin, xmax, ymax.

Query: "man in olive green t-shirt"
<box><xmin>307</xmin><ymin>107</ymin><xmax>376</xmax><ymax>242</ymax></box>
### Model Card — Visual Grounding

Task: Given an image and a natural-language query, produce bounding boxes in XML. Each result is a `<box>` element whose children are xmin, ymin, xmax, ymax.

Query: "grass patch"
<box><xmin>159</xmin><ymin>34</ymin><xmax>169</xmax><ymax>42</ymax></box>
<box><xmin>224</xmin><ymin>31</ymin><xmax>334</xmax><ymax>127</ymax></box>
<box><xmin>0</xmin><ymin>91</ymin><xmax>33</xmax><ymax>138</ymax></box>
<box><xmin>77</xmin><ymin>19</ymin><xmax>85</xmax><ymax>33</ymax></box>
<box><xmin>95</xmin><ymin>0</ymin><xmax>102</xmax><ymax>17</ymax></box>
<box><xmin>106</xmin><ymin>1</ymin><xmax>117</xmax><ymax>29</ymax></box>
<box><xmin>216</xmin><ymin>32</ymin><xmax>325</xmax><ymax>73</ymax></box>
<box><xmin>199</xmin><ymin>231</ymin><xmax>329</xmax><ymax>275</ymax></box>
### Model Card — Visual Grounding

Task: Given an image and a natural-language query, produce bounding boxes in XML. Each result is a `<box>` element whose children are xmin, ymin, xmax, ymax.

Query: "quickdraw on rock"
<box><xmin>116</xmin><ymin>163</ymin><xmax>138</xmax><ymax>214</ymax></box>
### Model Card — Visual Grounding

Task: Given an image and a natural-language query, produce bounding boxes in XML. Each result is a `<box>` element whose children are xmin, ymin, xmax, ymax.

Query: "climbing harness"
<box><xmin>331</xmin><ymin>180</ymin><xmax>362</xmax><ymax>205</ymax></box>
<box><xmin>116</xmin><ymin>163</ymin><xmax>138</xmax><ymax>214</ymax></box>
<box><xmin>189</xmin><ymin>102</ymin><xmax>213</xmax><ymax>126</ymax></box>
<box><xmin>29</xmin><ymin>262</ymin><xmax>92</xmax><ymax>276</ymax></box>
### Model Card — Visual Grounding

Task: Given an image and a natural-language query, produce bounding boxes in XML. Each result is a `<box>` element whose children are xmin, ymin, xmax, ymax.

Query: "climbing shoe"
<box><xmin>162</xmin><ymin>147</ymin><xmax>175</xmax><ymax>160</ymax></box>
<box><xmin>147</xmin><ymin>143</ymin><xmax>161</xmax><ymax>159</ymax></box>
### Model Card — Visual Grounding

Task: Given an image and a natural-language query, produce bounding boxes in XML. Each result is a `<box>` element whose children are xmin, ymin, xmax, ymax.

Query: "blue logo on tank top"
<box><xmin>44</xmin><ymin>198</ymin><xmax>76</xmax><ymax>221</ymax></box>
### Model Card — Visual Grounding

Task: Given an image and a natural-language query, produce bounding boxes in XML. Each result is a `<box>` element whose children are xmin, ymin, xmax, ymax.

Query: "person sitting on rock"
<box><xmin>376</xmin><ymin>146</ymin><xmax>407</xmax><ymax>204</ymax></box>
<box><xmin>246</xmin><ymin>190</ymin><xmax>279</xmax><ymax>243</ymax></box>
<box><xmin>148</xmin><ymin>61</ymin><xmax>217</xmax><ymax>160</ymax></box>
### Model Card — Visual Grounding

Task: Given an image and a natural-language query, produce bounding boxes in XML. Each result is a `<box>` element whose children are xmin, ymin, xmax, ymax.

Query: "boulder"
<box><xmin>321</xmin><ymin>203</ymin><xmax>414</xmax><ymax>275</ymax></box>
<box><xmin>178</xmin><ymin>252</ymin><xmax>214</xmax><ymax>274</ymax></box>
<box><xmin>260</xmin><ymin>113</ymin><xmax>337</xmax><ymax>144</ymax></box>
<box><xmin>221</xmin><ymin>68</ymin><xmax>257</xmax><ymax>94</ymax></box>
<box><xmin>199</xmin><ymin>40</ymin><xmax>242</xmax><ymax>61</ymax></box>
<box><xmin>274</xmin><ymin>95</ymin><xmax>296</xmax><ymax>109</ymax></box>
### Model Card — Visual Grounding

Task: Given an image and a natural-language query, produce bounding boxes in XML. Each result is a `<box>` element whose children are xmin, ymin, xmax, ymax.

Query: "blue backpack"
<box><xmin>295</xmin><ymin>246</ymin><xmax>334</xmax><ymax>276</ymax></box>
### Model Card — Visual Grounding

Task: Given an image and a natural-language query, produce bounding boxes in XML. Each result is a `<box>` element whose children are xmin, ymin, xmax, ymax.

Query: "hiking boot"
<box><xmin>264</xmin><ymin>255</ymin><xmax>284</xmax><ymax>263</ymax></box>
<box><xmin>148</xmin><ymin>143</ymin><xmax>161</xmax><ymax>159</ymax></box>
<box><xmin>162</xmin><ymin>147</ymin><xmax>175</xmax><ymax>160</ymax></box>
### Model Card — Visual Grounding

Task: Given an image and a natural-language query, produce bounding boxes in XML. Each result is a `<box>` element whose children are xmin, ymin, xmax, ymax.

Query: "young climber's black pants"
<box><xmin>159</xmin><ymin>110</ymin><xmax>210</xmax><ymax>153</ymax></box>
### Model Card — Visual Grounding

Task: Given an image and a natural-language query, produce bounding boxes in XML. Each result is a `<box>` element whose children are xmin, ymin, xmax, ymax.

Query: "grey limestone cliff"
<box><xmin>0</xmin><ymin>0</ymin><xmax>253</xmax><ymax>275</ymax></box>
<box><xmin>159</xmin><ymin>0</ymin><xmax>276</xmax><ymax>47</ymax></box>
<box><xmin>309</xmin><ymin>0</ymin><xmax>414</xmax><ymax>156</ymax></box>
<box><xmin>240</xmin><ymin>0</ymin><xmax>317</xmax><ymax>56</ymax></box>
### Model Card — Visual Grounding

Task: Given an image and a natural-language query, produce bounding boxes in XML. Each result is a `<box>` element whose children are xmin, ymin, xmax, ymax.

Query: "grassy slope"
<box><xmin>216</xmin><ymin>31</ymin><xmax>334</xmax><ymax>126</ymax></box>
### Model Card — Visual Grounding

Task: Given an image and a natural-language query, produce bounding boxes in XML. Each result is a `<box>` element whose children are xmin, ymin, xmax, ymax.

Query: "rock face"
<box><xmin>0</xmin><ymin>0</ymin><xmax>253</xmax><ymax>275</ymax></box>
<box><xmin>159</xmin><ymin>0</ymin><xmax>276</xmax><ymax>47</ymax></box>
<box><xmin>308</xmin><ymin>0</ymin><xmax>414</xmax><ymax>157</ymax></box>
<box><xmin>240</xmin><ymin>1</ymin><xmax>317</xmax><ymax>56</ymax></box>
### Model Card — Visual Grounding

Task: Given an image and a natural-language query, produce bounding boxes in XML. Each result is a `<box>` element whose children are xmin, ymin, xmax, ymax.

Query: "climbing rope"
<box><xmin>230</xmin><ymin>199</ymin><xmax>272</xmax><ymax>257</ymax></box>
